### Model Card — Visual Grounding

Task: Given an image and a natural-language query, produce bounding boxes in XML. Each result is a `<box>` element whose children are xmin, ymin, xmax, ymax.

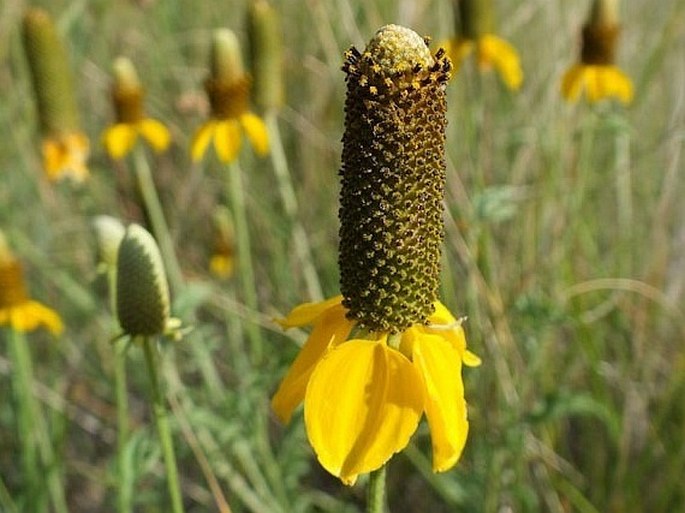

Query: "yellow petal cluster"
<box><xmin>191</xmin><ymin>113</ymin><xmax>268</xmax><ymax>163</ymax></box>
<box><xmin>444</xmin><ymin>34</ymin><xmax>523</xmax><ymax>90</ymax></box>
<box><xmin>272</xmin><ymin>296</ymin><xmax>480</xmax><ymax>485</ymax></box>
<box><xmin>103</xmin><ymin>118</ymin><xmax>171</xmax><ymax>160</ymax></box>
<box><xmin>561</xmin><ymin>63</ymin><xmax>633</xmax><ymax>104</ymax></box>
<box><xmin>41</xmin><ymin>131</ymin><xmax>90</xmax><ymax>183</ymax></box>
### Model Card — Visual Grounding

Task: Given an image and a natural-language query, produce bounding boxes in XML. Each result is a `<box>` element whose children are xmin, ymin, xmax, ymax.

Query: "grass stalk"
<box><xmin>132</xmin><ymin>146</ymin><xmax>184</xmax><ymax>294</ymax></box>
<box><xmin>141</xmin><ymin>336</ymin><xmax>185</xmax><ymax>513</ymax></box>
<box><xmin>265</xmin><ymin>112</ymin><xmax>323</xmax><ymax>301</ymax></box>
<box><xmin>8</xmin><ymin>328</ymin><xmax>68</xmax><ymax>513</ymax></box>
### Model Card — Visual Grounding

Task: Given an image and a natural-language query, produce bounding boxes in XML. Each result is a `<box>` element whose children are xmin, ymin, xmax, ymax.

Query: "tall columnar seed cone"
<box><xmin>247</xmin><ymin>0</ymin><xmax>284</xmax><ymax>111</ymax></box>
<box><xmin>206</xmin><ymin>29</ymin><xmax>251</xmax><ymax>119</ymax></box>
<box><xmin>111</xmin><ymin>57</ymin><xmax>145</xmax><ymax>124</ymax></box>
<box><xmin>582</xmin><ymin>0</ymin><xmax>620</xmax><ymax>65</ymax></box>
<box><xmin>454</xmin><ymin>0</ymin><xmax>495</xmax><ymax>40</ymax></box>
<box><xmin>22</xmin><ymin>8</ymin><xmax>80</xmax><ymax>135</ymax></box>
<box><xmin>116</xmin><ymin>224</ymin><xmax>170</xmax><ymax>336</ymax></box>
<box><xmin>338</xmin><ymin>24</ymin><xmax>451</xmax><ymax>333</ymax></box>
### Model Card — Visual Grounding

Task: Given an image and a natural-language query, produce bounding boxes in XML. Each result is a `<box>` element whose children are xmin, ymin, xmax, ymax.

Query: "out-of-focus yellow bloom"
<box><xmin>443</xmin><ymin>0</ymin><xmax>523</xmax><ymax>90</ymax></box>
<box><xmin>561</xmin><ymin>0</ymin><xmax>633</xmax><ymax>104</ymax></box>
<box><xmin>272</xmin><ymin>296</ymin><xmax>480</xmax><ymax>485</ymax></box>
<box><xmin>561</xmin><ymin>64</ymin><xmax>633</xmax><ymax>104</ymax></box>
<box><xmin>103</xmin><ymin>57</ymin><xmax>171</xmax><ymax>159</ymax></box>
<box><xmin>42</xmin><ymin>132</ymin><xmax>90</xmax><ymax>182</ymax></box>
<box><xmin>23</xmin><ymin>8</ymin><xmax>90</xmax><ymax>182</ymax></box>
<box><xmin>0</xmin><ymin>235</ymin><xmax>63</xmax><ymax>335</ymax></box>
<box><xmin>209</xmin><ymin>206</ymin><xmax>235</xmax><ymax>279</ymax></box>
<box><xmin>191</xmin><ymin>29</ymin><xmax>268</xmax><ymax>163</ymax></box>
<box><xmin>444</xmin><ymin>34</ymin><xmax>523</xmax><ymax>90</ymax></box>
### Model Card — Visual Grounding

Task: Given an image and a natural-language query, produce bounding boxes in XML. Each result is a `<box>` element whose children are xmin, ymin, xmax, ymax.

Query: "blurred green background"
<box><xmin>1</xmin><ymin>0</ymin><xmax>684</xmax><ymax>511</ymax></box>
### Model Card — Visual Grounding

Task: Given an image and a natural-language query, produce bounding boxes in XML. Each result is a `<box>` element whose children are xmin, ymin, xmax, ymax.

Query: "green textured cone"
<box><xmin>338</xmin><ymin>25</ymin><xmax>451</xmax><ymax>333</ymax></box>
<box><xmin>247</xmin><ymin>0</ymin><xmax>284</xmax><ymax>112</ymax></box>
<box><xmin>22</xmin><ymin>8</ymin><xmax>80</xmax><ymax>135</ymax></box>
<box><xmin>454</xmin><ymin>0</ymin><xmax>495</xmax><ymax>40</ymax></box>
<box><xmin>116</xmin><ymin>224</ymin><xmax>170</xmax><ymax>336</ymax></box>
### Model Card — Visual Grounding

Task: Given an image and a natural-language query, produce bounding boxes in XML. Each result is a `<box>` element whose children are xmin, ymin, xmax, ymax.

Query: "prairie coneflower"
<box><xmin>443</xmin><ymin>0</ymin><xmax>523</xmax><ymax>90</ymax></box>
<box><xmin>103</xmin><ymin>57</ymin><xmax>171</xmax><ymax>159</ymax></box>
<box><xmin>208</xmin><ymin>206</ymin><xmax>235</xmax><ymax>279</ymax></box>
<box><xmin>0</xmin><ymin>232</ymin><xmax>63</xmax><ymax>335</ymax></box>
<box><xmin>561</xmin><ymin>0</ymin><xmax>633</xmax><ymax>104</ymax></box>
<box><xmin>22</xmin><ymin>8</ymin><xmax>89</xmax><ymax>182</ymax></box>
<box><xmin>191</xmin><ymin>29</ymin><xmax>269</xmax><ymax>163</ymax></box>
<box><xmin>272</xmin><ymin>25</ymin><xmax>480</xmax><ymax>486</ymax></box>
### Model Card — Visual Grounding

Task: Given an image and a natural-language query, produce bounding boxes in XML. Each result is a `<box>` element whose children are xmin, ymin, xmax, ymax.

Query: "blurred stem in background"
<box><xmin>8</xmin><ymin>329</ymin><xmax>68</xmax><ymax>513</ymax></box>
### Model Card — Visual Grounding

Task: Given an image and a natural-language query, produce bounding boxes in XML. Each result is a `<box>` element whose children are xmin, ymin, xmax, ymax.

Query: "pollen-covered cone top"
<box><xmin>116</xmin><ymin>224</ymin><xmax>170</xmax><ymax>336</ymax></box>
<box><xmin>339</xmin><ymin>24</ymin><xmax>451</xmax><ymax>333</ymax></box>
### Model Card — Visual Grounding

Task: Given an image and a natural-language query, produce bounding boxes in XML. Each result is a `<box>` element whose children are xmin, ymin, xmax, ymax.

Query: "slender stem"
<box><xmin>226</xmin><ymin>161</ymin><xmax>263</xmax><ymax>363</ymax></box>
<box><xmin>265</xmin><ymin>112</ymin><xmax>323</xmax><ymax>301</ymax></box>
<box><xmin>8</xmin><ymin>329</ymin><xmax>68</xmax><ymax>513</ymax></box>
<box><xmin>107</xmin><ymin>267</ymin><xmax>133</xmax><ymax>513</ymax></box>
<box><xmin>367</xmin><ymin>466</ymin><xmax>387</xmax><ymax>513</ymax></box>
<box><xmin>141</xmin><ymin>336</ymin><xmax>185</xmax><ymax>513</ymax></box>
<box><xmin>132</xmin><ymin>146</ymin><xmax>184</xmax><ymax>294</ymax></box>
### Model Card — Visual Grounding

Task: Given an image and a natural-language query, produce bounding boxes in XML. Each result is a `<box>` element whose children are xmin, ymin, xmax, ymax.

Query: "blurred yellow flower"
<box><xmin>444</xmin><ymin>34</ymin><xmax>523</xmax><ymax>90</ymax></box>
<box><xmin>192</xmin><ymin>29</ymin><xmax>268</xmax><ymax>163</ymax></box>
<box><xmin>272</xmin><ymin>296</ymin><xmax>480</xmax><ymax>485</ymax></box>
<box><xmin>42</xmin><ymin>131</ymin><xmax>90</xmax><ymax>183</ymax></box>
<box><xmin>209</xmin><ymin>253</ymin><xmax>234</xmax><ymax>279</ymax></box>
<box><xmin>561</xmin><ymin>64</ymin><xmax>633</xmax><ymax>104</ymax></box>
<box><xmin>0</xmin><ymin>252</ymin><xmax>63</xmax><ymax>335</ymax></box>
<box><xmin>103</xmin><ymin>57</ymin><xmax>171</xmax><ymax>160</ymax></box>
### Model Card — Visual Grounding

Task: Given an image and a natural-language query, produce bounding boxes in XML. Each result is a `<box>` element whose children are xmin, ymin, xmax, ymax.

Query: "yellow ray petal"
<box><xmin>602</xmin><ymin>66</ymin><xmax>634</xmax><ymax>104</ymax></box>
<box><xmin>241</xmin><ymin>113</ymin><xmax>269</xmax><ymax>156</ymax></box>
<box><xmin>138</xmin><ymin>118</ymin><xmax>172</xmax><ymax>152</ymax></box>
<box><xmin>214</xmin><ymin>119</ymin><xmax>242</xmax><ymax>163</ymax></box>
<box><xmin>411</xmin><ymin>333</ymin><xmax>468</xmax><ymax>472</ymax></box>
<box><xmin>9</xmin><ymin>301</ymin><xmax>63</xmax><ymax>335</ymax></box>
<box><xmin>271</xmin><ymin>303</ymin><xmax>352</xmax><ymax>423</ymax></box>
<box><xmin>277</xmin><ymin>295</ymin><xmax>344</xmax><ymax>329</ymax></box>
<box><xmin>42</xmin><ymin>132</ymin><xmax>90</xmax><ymax>182</ymax></box>
<box><xmin>103</xmin><ymin>123</ymin><xmax>138</xmax><ymax>160</ymax></box>
<box><xmin>561</xmin><ymin>64</ymin><xmax>586</xmax><ymax>102</ymax></box>
<box><xmin>191</xmin><ymin>121</ymin><xmax>217</xmax><ymax>162</ymax></box>
<box><xmin>479</xmin><ymin>34</ymin><xmax>523</xmax><ymax>90</ymax></box>
<box><xmin>305</xmin><ymin>340</ymin><xmax>424</xmax><ymax>485</ymax></box>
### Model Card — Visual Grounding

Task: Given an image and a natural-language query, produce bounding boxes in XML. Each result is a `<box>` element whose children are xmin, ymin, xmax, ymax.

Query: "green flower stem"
<box><xmin>265</xmin><ymin>112</ymin><xmax>322</xmax><ymax>301</ymax></box>
<box><xmin>8</xmin><ymin>328</ymin><xmax>68</xmax><ymax>513</ymax></box>
<box><xmin>141</xmin><ymin>336</ymin><xmax>185</xmax><ymax>513</ymax></box>
<box><xmin>108</xmin><ymin>260</ymin><xmax>132</xmax><ymax>513</ymax></box>
<box><xmin>132</xmin><ymin>145</ymin><xmax>184</xmax><ymax>294</ymax></box>
<box><xmin>226</xmin><ymin>161</ymin><xmax>263</xmax><ymax>363</ymax></box>
<box><xmin>367</xmin><ymin>466</ymin><xmax>387</xmax><ymax>513</ymax></box>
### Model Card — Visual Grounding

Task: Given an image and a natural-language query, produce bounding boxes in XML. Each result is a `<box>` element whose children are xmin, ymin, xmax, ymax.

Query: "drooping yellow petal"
<box><xmin>276</xmin><ymin>295</ymin><xmax>344</xmax><ymax>329</ymax></box>
<box><xmin>304</xmin><ymin>340</ymin><xmax>424</xmax><ymax>485</ymax></box>
<box><xmin>411</xmin><ymin>332</ymin><xmax>468</xmax><ymax>472</ymax></box>
<box><xmin>600</xmin><ymin>66</ymin><xmax>634</xmax><ymax>104</ymax></box>
<box><xmin>103</xmin><ymin>123</ymin><xmax>138</xmax><ymax>160</ymax></box>
<box><xmin>209</xmin><ymin>254</ymin><xmax>234</xmax><ymax>279</ymax></box>
<box><xmin>138</xmin><ymin>118</ymin><xmax>172</xmax><ymax>152</ymax></box>
<box><xmin>214</xmin><ymin>119</ymin><xmax>242</xmax><ymax>163</ymax></box>
<box><xmin>6</xmin><ymin>301</ymin><xmax>63</xmax><ymax>335</ymax></box>
<box><xmin>478</xmin><ymin>34</ymin><xmax>523</xmax><ymax>91</ymax></box>
<box><xmin>561</xmin><ymin>64</ymin><xmax>586</xmax><ymax>102</ymax></box>
<box><xmin>240</xmin><ymin>112</ymin><xmax>269</xmax><ymax>156</ymax></box>
<box><xmin>272</xmin><ymin>302</ymin><xmax>352</xmax><ymax>423</ymax></box>
<box><xmin>191</xmin><ymin>121</ymin><xmax>217</xmax><ymax>162</ymax></box>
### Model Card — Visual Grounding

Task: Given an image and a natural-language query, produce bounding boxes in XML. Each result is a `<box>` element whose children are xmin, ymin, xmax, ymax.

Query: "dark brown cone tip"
<box><xmin>581</xmin><ymin>23</ymin><xmax>620</xmax><ymax>65</ymax></box>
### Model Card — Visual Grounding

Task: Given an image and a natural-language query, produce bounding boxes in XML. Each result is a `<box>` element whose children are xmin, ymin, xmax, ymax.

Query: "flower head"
<box><xmin>561</xmin><ymin>0</ymin><xmax>633</xmax><ymax>104</ymax></box>
<box><xmin>103</xmin><ymin>57</ymin><xmax>171</xmax><ymax>159</ymax></box>
<box><xmin>209</xmin><ymin>206</ymin><xmax>235</xmax><ymax>279</ymax></box>
<box><xmin>22</xmin><ymin>8</ymin><xmax>90</xmax><ymax>182</ymax></box>
<box><xmin>0</xmin><ymin>233</ymin><xmax>63</xmax><ymax>335</ymax></box>
<box><xmin>247</xmin><ymin>0</ymin><xmax>285</xmax><ymax>113</ymax></box>
<box><xmin>443</xmin><ymin>0</ymin><xmax>523</xmax><ymax>90</ymax></box>
<box><xmin>272</xmin><ymin>25</ymin><xmax>479</xmax><ymax>485</ymax></box>
<box><xmin>191</xmin><ymin>29</ymin><xmax>269</xmax><ymax>163</ymax></box>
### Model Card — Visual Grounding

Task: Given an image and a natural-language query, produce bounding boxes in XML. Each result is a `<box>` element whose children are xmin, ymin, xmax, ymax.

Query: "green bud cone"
<box><xmin>116</xmin><ymin>224</ymin><xmax>170</xmax><ymax>336</ymax></box>
<box><xmin>22</xmin><ymin>8</ymin><xmax>80</xmax><ymax>135</ymax></box>
<box><xmin>338</xmin><ymin>25</ymin><xmax>451</xmax><ymax>333</ymax></box>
